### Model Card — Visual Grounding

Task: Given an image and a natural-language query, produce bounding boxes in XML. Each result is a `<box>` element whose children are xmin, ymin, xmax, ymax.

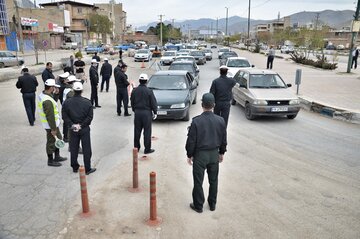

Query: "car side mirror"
<box><xmin>252</xmin><ymin>65</ymin><xmax>255</xmax><ymax>68</ymax></box>
<box><xmin>287</xmin><ymin>83</ymin><xmax>292</xmax><ymax>87</ymax></box>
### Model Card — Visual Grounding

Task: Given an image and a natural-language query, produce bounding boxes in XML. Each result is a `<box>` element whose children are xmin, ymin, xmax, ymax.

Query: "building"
<box><xmin>0</xmin><ymin>0</ymin><xmax>10</xmax><ymax>49</ymax></box>
<box><xmin>255</xmin><ymin>16</ymin><xmax>291</xmax><ymax>35</ymax></box>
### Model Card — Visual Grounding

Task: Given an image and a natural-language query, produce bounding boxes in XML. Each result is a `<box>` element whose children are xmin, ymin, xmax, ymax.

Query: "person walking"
<box><xmin>62</xmin><ymin>82</ymin><xmax>96</xmax><ymax>175</ymax></box>
<box><xmin>100</xmin><ymin>58</ymin><xmax>112</xmax><ymax>92</ymax></box>
<box><xmin>186</xmin><ymin>93</ymin><xmax>227</xmax><ymax>213</ymax></box>
<box><xmin>41</xmin><ymin>62</ymin><xmax>55</xmax><ymax>83</ymax></box>
<box><xmin>74</xmin><ymin>56</ymin><xmax>86</xmax><ymax>82</ymax></box>
<box><xmin>16</xmin><ymin>67</ymin><xmax>38</xmax><ymax>126</ymax></box>
<box><xmin>64</xmin><ymin>55</ymin><xmax>75</xmax><ymax>74</ymax></box>
<box><xmin>114</xmin><ymin>63</ymin><xmax>131</xmax><ymax>116</ymax></box>
<box><xmin>89</xmin><ymin>59</ymin><xmax>101</xmax><ymax>108</ymax></box>
<box><xmin>130</xmin><ymin>74</ymin><xmax>157</xmax><ymax>154</ymax></box>
<box><xmin>119</xmin><ymin>48</ymin><xmax>123</xmax><ymax>59</ymax></box>
<box><xmin>267</xmin><ymin>45</ymin><xmax>275</xmax><ymax>69</ymax></box>
<box><xmin>351</xmin><ymin>47</ymin><xmax>359</xmax><ymax>69</ymax></box>
<box><xmin>38</xmin><ymin>79</ymin><xmax>67</xmax><ymax>167</ymax></box>
<box><xmin>209</xmin><ymin>65</ymin><xmax>236</xmax><ymax>127</ymax></box>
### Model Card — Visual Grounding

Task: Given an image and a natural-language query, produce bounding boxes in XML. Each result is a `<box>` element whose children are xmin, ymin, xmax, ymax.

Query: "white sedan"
<box><xmin>134</xmin><ymin>49</ymin><xmax>152</xmax><ymax>62</ymax></box>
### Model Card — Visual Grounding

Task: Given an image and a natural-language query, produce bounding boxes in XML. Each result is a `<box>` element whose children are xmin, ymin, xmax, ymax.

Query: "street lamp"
<box><xmin>225</xmin><ymin>7</ymin><xmax>229</xmax><ymax>36</ymax></box>
<box><xmin>247</xmin><ymin>0</ymin><xmax>251</xmax><ymax>49</ymax></box>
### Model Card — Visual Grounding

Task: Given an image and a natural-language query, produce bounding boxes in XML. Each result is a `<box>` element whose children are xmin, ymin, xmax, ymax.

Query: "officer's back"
<box><xmin>100</xmin><ymin>61</ymin><xmax>112</xmax><ymax>76</ymax></box>
<box><xmin>211</xmin><ymin>75</ymin><xmax>235</xmax><ymax>102</ymax></box>
<box><xmin>131</xmin><ymin>84</ymin><xmax>157</xmax><ymax>112</ymax></box>
<box><xmin>63</xmin><ymin>95</ymin><xmax>93</xmax><ymax>125</ymax></box>
<box><xmin>16</xmin><ymin>72</ymin><xmax>38</xmax><ymax>93</ymax></box>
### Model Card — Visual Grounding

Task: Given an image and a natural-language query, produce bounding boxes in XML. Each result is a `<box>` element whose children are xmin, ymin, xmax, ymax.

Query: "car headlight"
<box><xmin>170</xmin><ymin>103</ymin><xmax>186</xmax><ymax>109</ymax></box>
<box><xmin>253</xmin><ymin>100</ymin><xmax>268</xmax><ymax>105</ymax></box>
<box><xmin>289</xmin><ymin>99</ymin><xmax>300</xmax><ymax>105</ymax></box>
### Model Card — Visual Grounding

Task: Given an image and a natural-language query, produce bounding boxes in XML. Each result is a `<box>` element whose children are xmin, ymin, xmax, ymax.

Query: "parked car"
<box><xmin>336</xmin><ymin>44</ymin><xmax>345</xmax><ymax>50</ymax></box>
<box><xmin>280</xmin><ymin>45</ymin><xmax>294</xmax><ymax>54</ymax></box>
<box><xmin>219</xmin><ymin>51</ymin><xmax>238</xmax><ymax>66</ymax></box>
<box><xmin>60</xmin><ymin>42</ymin><xmax>78</xmax><ymax>50</ymax></box>
<box><xmin>202</xmin><ymin>49</ymin><xmax>213</xmax><ymax>61</ymax></box>
<box><xmin>189</xmin><ymin>50</ymin><xmax>206</xmax><ymax>65</ymax></box>
<box><xmin>0</xmin><ymin>51</ymin><xmax>24</xmax><ymax>68</ymax></box>
<box><xmin>148</xmin><ymin>45</ymin><xmax>159</xmax><ymax>52</ymax></box>
<box><xmin>147</xmin><ymin>70</ymin><xmax>198</xmax><ymax>121</ymax></box>
<box><xmin>134</xmin><ymin>49</ymin><xmax>152</xmax><ymax>62</ymax></box>
<box><xmin>218</xmin><ymin>47</ymin><xmax>230</xmax><ymax>59</ymax></box>
<box><xmin>160</xmin><ymin>51</ymin><xmax>177</xmax><ymax>65</ymax></box>
<box><xmin>326</xmin><ymin>45</ymin><xmax>336</xmax><ymax>50</ymax></box>
<box><xmin>225</xmin><ymin>57</ymin><xmax>254</xmax><ymax>77</ymax></box>
<box><xmin>168</xmin><ymin>60</ymin><xmax>200</xmax><ymax>85</ymax></box>
<box><xmin>85</xmin><ymin>44</ymin><xmax>105</xmax><ymax>54</ymax></box>
<box><xmin>115</xmin><ymin>43</ymin><xmax>136</xmax><ymax>51</ymax></box>
<box><xmin>231</xmin><ymin>68</ymin><xmax>301</xmax><ymax>120</ymax></box>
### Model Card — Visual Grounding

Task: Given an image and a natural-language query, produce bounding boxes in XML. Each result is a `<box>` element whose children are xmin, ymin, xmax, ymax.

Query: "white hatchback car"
<box><xmin>134</xmin><ymin>49</ymin><xmax>152</xmax><ymax>62</ymax></box>
<box><xmin>225</xmin><ymin>57</ymin><xmax>254</xmax><ymax>77</ymax></box>
<box><xmin>160</xmin><ymin>51</ymin><xmax>177</xmax><ymax>65</ymax></box>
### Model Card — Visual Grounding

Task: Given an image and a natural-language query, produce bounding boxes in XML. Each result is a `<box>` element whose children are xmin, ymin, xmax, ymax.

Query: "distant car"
<box><xmin>225</xmin><ymin>57</ymin><xmax>254</xmax><ymax>77</ymax></box>
<box><xmin>326</xmin><ymin>45</ymin><xmax>336</xmax><ymax>50</ymax></box>
<box><xmin>85</xmin><ymin>44</ymin><xmax>105</xmax><ymax>54</ymax></box>
<box><xmin>336</xmin><ymin>44</ymin><xmax>345</xmax><ymax>50</ymax></box>
<box><xmin>219</xmin><ymin>51</ymin><xmax>238</xmax><ymax>66</ymax></box>
<box><xmin>115</xmin><ymin>43</ymin><xmax>136</xmax><ymax>51</ymax></box>
<box><xmin>231</xmin><ymin>68</ymin><xmax>301</xmax><ymax>120</ymax></box>
<box><xmin>202</xmin><ymin>49</ymin><xmax>213</xmax><ymax>61</ymax></box>
<box><xmin>189</xmin><ymin>50</ymin><xmax>206</xmax><ymax>65</ymax></box>
<box><xmin>176</xmin><ymin>52</ymin><xmax>190</xmax><ymax>57</ymax></box>
<box><xmin>60</xmin><ymin>42</ymin><xmax>78</xmax><ymax>50</ymax></box>
<box><xmin>134</xmin><ymin>49</ymin><xmax>152</xmax><ymax>62</ymax></box>
<box><xmin>211</xmin><ymin>45</ymin><xmax>217</xmax><ymax>49</ymax></box>
<box><xmin>0</xmin><ymin>51</ymin><xmax>25</xmax><ymax>68</ymax></box>
<box><xmin>174</xmin><ymin>55</ymin><xmax>196</xmax><ymax>64</ymax></box>
<box><xmin>148</xmin><ymin>45</ymin><xmax>159</xmax><ymax>52</ymax></box>
<box><xmin>169</xmin><ymin>60</ymin><xmax>200</xmax><ymax>85</ymax></box>
<box><xmin>160</xmin><ymin>51</ymin><xmax>177</xmax><ymax>65</ymax></box>
<box><xmin>147</xmin><ymin>70</ymin><xmax>198</xmax><ymax>121</ymax></box>
<box><xmin>218</xmin><ymin>47</ymin><xmax>230</xmax><ymax>59</ymax></box>
<box><xmin>280</xmin><ymin>45</ymin><xmax>294</xmax><ymax>54</ymax></box>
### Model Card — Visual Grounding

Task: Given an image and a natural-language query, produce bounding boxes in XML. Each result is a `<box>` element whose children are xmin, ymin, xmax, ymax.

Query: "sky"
<box><xmin>37</xmin><ymin>0</ymin><xmax>356</xmax><ymax>27</ymax></box>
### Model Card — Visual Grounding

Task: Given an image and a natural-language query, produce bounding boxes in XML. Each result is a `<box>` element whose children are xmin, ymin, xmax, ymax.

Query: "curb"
<box><xmin>299</xmin><ymin>97</ymin><xmax>360</xmax><ymax>124</ymax></box>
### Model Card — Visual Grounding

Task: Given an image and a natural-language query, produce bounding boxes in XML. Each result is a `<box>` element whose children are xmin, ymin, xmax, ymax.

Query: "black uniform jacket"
<box><xmin>62</xmin><ymin>95</ymin><xmax>93</xmax><ymax>129</ymax></box>
<box><xmin>41</xmin><ymin>68</ymin><xmax>55</xmax><ymax>82</ymax></box>
<box><xmin>210</xmin><ymin>75</ymin><xmax>236</xmax><ymax>102</ymax></box>
<box><xmin>16</xmin><ymin>73</ymin><xmax>38</xmax><ymax>93</ymax></box>
<box><xmin>130</xmin><ymin>84</ymin><xmax>157</xmax><ymax>113</ymax></box>
<box><xmin>89</xmin><ymin>66</ymin><xmax>99</xmax><ymax>86</ymax></box>
<box><xmin>186</xmin><ymin>111</ymin><xmax>227</xmax><ymax>158</ymax></box>
<box><xmin>115</xmin><ymin>70</ymin><xmax>129</xmax><ymax>88</ymax></box>
<box><xmin>100</xmin><ymin>62</ymin><xmax>113</xmax><ymax>77</ymax></box>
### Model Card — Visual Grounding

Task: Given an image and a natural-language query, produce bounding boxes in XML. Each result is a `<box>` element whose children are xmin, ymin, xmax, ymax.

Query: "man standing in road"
<box><xmin>92</xmin><ymin>52</ymin><xmax>101</xmax><ymax>70</ymax></box>
<box><xmin>16</xmin><ymin>67</ymin><xmax>38</xmax><ymax>126</ymax></box>
<box><xmin>38</xmin><ymin>79</ymin><xmax>67</xmax><ymax>167</ymax></box>
<box><xmin>267</xmin><ymin>45</ymin><xmax>275</xmax><ymax>69</ymax></box>
<box><xmin>100</xmin><ymin>58</ymin><xmax>112</xmax><ymax>92</ymax></box>
<box><xmin>65</xmin><ymin>55</ymin><xmax>75</xmax><ymax>74</ymax></box>
<box><xmin>351</xmin><ymin>47</ymin><xmax>359</xmax><ymax>69</ymax></box>
<box><xmin>130</xmin><ymin>74</ymin><xmax>157</xmax><ymax>154</ymax></box>
<box><xmin>186</xmin><ymin>93</ymin><xmax>227</xmax><ymax>213</ymax></box>
<box><xmin>209</xmin><ymin>65</ymin><xmax>236</xmax><ymax>127</ymax></box>
<box><xmin>114</xmin><ymin>63</ymin><xmax>131</xmax><ymax>116</ymax></box>
<box><xmin>74</xmin><ymin>56</ymin><xmax>86</xmax><ymax>82</ymax></box>
<box><xmin>113</xmin><ymin>59</ymin><xmax>123</xmax><ymax>78</ymax></box>
<box><xmin>41</xmin><ymin>62</ymin><xmax>55</xmax><ymax>83</ymax></box>
<box><xmin>89</xmin><ymin>59</ymin><xmax>101</xmax><ymax>108</ymax></box>
<box><xmin>62</xmin><ymin>82</ymin><xmax>96</xmax><ymax>175</ymax></box>
<box><xmin>119</xmin><ymin>48</ymin><xmax>123</xmax><ymax>59</ymax></box>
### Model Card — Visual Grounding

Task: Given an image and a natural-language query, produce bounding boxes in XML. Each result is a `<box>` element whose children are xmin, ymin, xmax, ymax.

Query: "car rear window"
<box><xmin>249</xmin><ymin>74</ymin><xmax>286</xmax><ymax>88</ymax></box>
<box><xmin>169</xmin><ymin>64</ymin><xmax>194</xmax><ymax>73</ymax></box>
<box><xmin>148</xmin><ymin>75</ymin><xmax>187</xmax><ymax>90</ymax></box>
<box><xmin>227</xmin><ymin>59</ymin><xmax>250</xmax><ymax>67</ymax></box>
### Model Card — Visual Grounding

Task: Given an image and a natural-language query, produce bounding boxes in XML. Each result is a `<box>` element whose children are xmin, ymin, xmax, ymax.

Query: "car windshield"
<box><xmin>223</xmin><ymin>52</ymin><xmax>238</xmax><ymax>58</ymax></box>
<box><xmin>249</xmin><ymin>74</ymin><xmax>286</xmax><ymax>88</ymax></box>
<box><xmin>148</xmin><ymin>75</ymin><xmax>188</xmax><ymax>90</ymax></box>
<box><xmin>203</xmin><ymin>49</ymin><xmax>212</xmax><ymax>53</ymax></box>
<box><xmin>164</xmin><ymin>52</ymin><xmax>176</xmax><ymax>56</ymax></box>
<box><xmin>169</xmin><ymin>64</ymin><xmax>194</xmax><ymax>73</ymax></box>
<box><xmin>227</xmin><ymin>59</ymin><xmax>250</xmax><ymax>67</ymax></box>
<box><xmin>176</xmin><ymin>57</ymin><xmax>194</xmax><ymax>61</ymax></box>
<box><xmin>137</xmin><ymin>49</ymin><xmax>148</xmax><ymax>53</ymax></box>
<box><xmin>190</xmin><ymin>51</ymin><xmax>203</xmax><ymax>56</ymax></box>
<box><xmin>219</xmin><ymin>48</ymin><xmax>230</xmax><ymax>52</ymax></box>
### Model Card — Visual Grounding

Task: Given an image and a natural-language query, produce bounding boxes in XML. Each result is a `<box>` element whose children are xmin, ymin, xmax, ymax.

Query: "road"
<box><xmin>0</xmin><ymin>49</ymin><xmax>359</xmax><ymax>239</ymax></box>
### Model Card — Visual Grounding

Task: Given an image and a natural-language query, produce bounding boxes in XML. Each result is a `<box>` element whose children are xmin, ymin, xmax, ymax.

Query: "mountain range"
<box><xmin>137</xmin><ymin>10</ymin><xmax>354</xmax><ymax>34</ymax></box>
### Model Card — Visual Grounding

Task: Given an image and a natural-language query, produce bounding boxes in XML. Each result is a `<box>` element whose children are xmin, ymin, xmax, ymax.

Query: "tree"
<box><xmin>88</xmin><ymin>14</ymin><xmax>113</xmax><ymax>42</ymax></box>
<box><xmin>146</xmin><ymin>23</ymin><xmax>182</xmax><ymax>44</ymax></box>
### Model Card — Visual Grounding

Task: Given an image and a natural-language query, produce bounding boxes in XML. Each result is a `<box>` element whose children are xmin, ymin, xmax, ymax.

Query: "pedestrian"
<box><xmin>92</xmin><ymin>52</ymin><xmax>101</xmax><ymax>62</ymax></box>
<box><xmin>351</xmin><ymin>47</ymin><xmax>359</xmax><ymax>69</ymax></box>
<box><xmin>89</xmin><ymin>59</ymin><xmax>101</xmax><ymax>108</ymax></box>
<box><xmin>41</xmin><ymin>62</ymin><xmax>55</xmax><ymax>83</ymax></box>
<box><xmin>64</xmin><ymin>55</ymin><xmax>75</xmax><ymax>74</ymax></box>
<box><xmin>38</xmin><ymin>79</ymin><xmax>67</xmax><ymax>167</ymax></box>
<box><xmin>267</xmin><ymin>45</ymin><xmax>275</xmax><ymax>69</ymax></box>
<box><xmin>119</xmin><ymin>48</ymin><xmax>123</xmax><ymax>59</ymax></box>
<box><xmin>186</xmin><ymin>93</ymin><xmax>227</xmax><ymax>213</ymax></box>
<box><xmin>16</xmin><ymin>66</ymin><xmax>38</xmax><ymax>126</ymax></box>
<box><xmin>62</xmin><ymin>81</ymin><xmax>96</xmax><ymax>175</ymax></box>
<box><xmin>56</xmin><ymin>72</ymin><xmax>70</xmax><ymax>105</ymax></box>
<box><xmin>130</xmin><ymin>73</ymin><xmax>157</xmax><ymax>154</ymax></box>
<box><xmin>74</xmin><ymin>56</ymin><xmax>86</xmax><ymax>82</ymax></box>
<box><xmin>113</xmin><ymin>59</ymin><xmax>123</xmax><ymax>77</ymax></box>
<box><xmin>209</xmin><ymin>65</ymin><xmax>236</xmax><ymax>127</ymax></box>
<box><xmin>114</xmin><ymin>63</ymin><xmax>131</xmax><ymax>116</ymax></box>
<box><xmin>100</xmin><ymin>58</ymin><xmax>112</xmax><ymax>92</ymax></box>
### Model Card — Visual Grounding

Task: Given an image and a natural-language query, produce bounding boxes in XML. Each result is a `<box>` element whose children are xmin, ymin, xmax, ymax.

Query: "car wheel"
<box><xmin>0</xmin><ymin>62</ymin><xmax>4</xmax><ymax>68</ymax></box>
<box><xmin>183</xmin><ymin>108</ymin><xmax>190</xmax><ymax>121</ymax></box>
<box><xmin>245</xmin><ymin>103</ymin><xmax>255</xmax><ymax>120</ymax></box>
<box><xmin>287</xmin><ymin>114</ymin><xmax>297</xmax><ymax>119</ymax></box>
<box><xmin>231</xmin><ymin>99</ymin><xmax>236</xmax><ymax>105</ymax></box>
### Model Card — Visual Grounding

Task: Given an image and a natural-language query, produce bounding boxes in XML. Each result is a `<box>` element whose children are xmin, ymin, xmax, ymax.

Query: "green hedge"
<box><xmin>290</xmin><ymin>51</ymin><xmax>337</xmax><ymax>70</ymax></box>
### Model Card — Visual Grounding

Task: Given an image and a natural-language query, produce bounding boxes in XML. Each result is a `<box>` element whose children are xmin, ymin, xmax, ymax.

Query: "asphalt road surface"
<box><xmin>0</xmin><ymin>50</ymin><xmax>359</xmax><ymax>239</ymax></box>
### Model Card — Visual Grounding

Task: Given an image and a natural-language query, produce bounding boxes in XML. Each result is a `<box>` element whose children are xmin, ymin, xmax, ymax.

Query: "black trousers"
<box><xmin>267</xmin><ymin>55</ymin><xmax>274</xmax><ymax>69</ymax></box>
<box><xmin>192</xmin><ymin>149</ymin><xmax>219</xmax><ymax>209</ymax></box>
<box><xmin>70</xmin><ymin>126</ymin><xmax>92</xmax><ymax>172</ymax></box>
<box><xmin>22</xmin><ymin>92</ymin><xmax>36</xmax><ymax>125</ymax></box>
<box><xmin>101</xmin><ymin>75</ymin><xmax>111</xmax><ymax>92</ymax></box>
<box><xmin>134</xmin><ymin>110</ymin><xmax>152</xmax><ymax>151</ymax></box>
<box><xmin>214</xmin><ymin>101</ymin><xmax>231</xmax><ymax>126</ymax></box>
<box><xmin>116</xmin><ymin>87</ymin><xmax>129</xmax><ymax>114</ymax></box>
<box><xmin>90</xmin><ymin>84</ymin><xmax>99</xmax><ymax>106</ymax></box>
<box><xmin>352</xmin><ymin>57</ymin><xmax>358</xmax><ymax>69</ymax></box>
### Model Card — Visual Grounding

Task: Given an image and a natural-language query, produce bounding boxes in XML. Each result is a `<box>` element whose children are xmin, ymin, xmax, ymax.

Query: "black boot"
<box><xmin>54</xmin><ymin>149</ymin><xmax>67</xmax><ymax>162</ymax></box>
<box><xmin>48</xmin><ymin>153</ymin><xmax>62</xmax><ymax>167</ymax></box>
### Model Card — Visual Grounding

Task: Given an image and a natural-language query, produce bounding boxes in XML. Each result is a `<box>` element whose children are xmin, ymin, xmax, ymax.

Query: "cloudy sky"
<box><xmin>39</xmin><ymin>0</ymin><xmax>356</xmax><ymax>26</ymax></box>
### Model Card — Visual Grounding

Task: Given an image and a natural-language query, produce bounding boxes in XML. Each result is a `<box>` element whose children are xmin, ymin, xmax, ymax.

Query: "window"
<box><xmin>77</xmin><ymin>8</ymin><xmax>82</xmax><ymax>13</ymax></box>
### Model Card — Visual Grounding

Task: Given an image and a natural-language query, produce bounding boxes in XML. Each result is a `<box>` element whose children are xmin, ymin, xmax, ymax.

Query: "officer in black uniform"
<box><xmin>62</xmin><ymin>82</ymin><xmax>96</xmax><ymax>175</ymax></box>
<box><xmin>16</xmin><ymin>67</ymin><xmax>38</xmax><ymax>126</ymax></box>
<box><xmin>130</xmin><ymin>74</ymin><xmax>157</xmax><ymax>154</ymax></box>
<box><xmin>100</xmin><ymin>58</ymin><xmax>112</xmax><ymax>92</ymax></box>
<box><xmin>186</xmin><ymin>93</ymin><xmax>227</xmax><ymax>213</ymax></box>
<box><xmin>209</xmin><ymin>65</ymin><xmax>236</xmax><ymax>127</ymax></box>
<box><xmin>114</xmin><ymin>63</ymin><xmax>131</xmax><ymax>116</ymax></box>
<box><xmin>89</xmin><ymin>59</ymin><xmax>101</xmax><ymax>108</ymax></box>
<box><xmin>113</xmin><ymin>59</ymin><xmax>123</xmax><ymax>77</ymax></box>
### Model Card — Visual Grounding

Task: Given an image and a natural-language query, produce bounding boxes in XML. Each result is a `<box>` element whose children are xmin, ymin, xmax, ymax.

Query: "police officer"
<box><xmin>62</xmin><ymin>82</ymin><xmax>96</xmax><ymax>175</ymax></box>
<box><xmin>130</xmin><ymin>74</ymin><xmax>157</xmax><ymax>154</ymax></box>
<box><xmin>114</xmin><ymin>63</ymin><xmax>131</xmax><ymax>116</ymax></box>
<box><xmin>209</xmin><ymin>65</ymin><xmax>236</xmax><ymax>127</ymax></box>
<box><xmin>113</xmin><ymin>59</ymin><xmax>123</xmax><ymax>77</ymax></box>
<box><xmin>16</xmin><ymin>67</ymin><xmax>38</xmax><ymax>126</ymax></box>
<box><xmin>100</xmin><ymin>58</ymin><xmax>112</xmax><ymax>92</ymax></box>
<box><xmin>38</xmin><ymin>79</ymin><xmax>67</xmax><ymax>167</ymax></box>
<box><xmin>186</xmin><ymin>93</ymin><xmax>227</xmax><ymax>213</ymax></box>
<box><xmin>41</xmin><ymin>62</ymin><xmax>55</xmax><ymax>83</ymax></box>
<box><xmin>57</xmin><ymin>71</ymin><xmax>70</xmax><ymax>105</ymax></box>
<box><xmin>89</xmin><ymin>59</ymin><xmax>101</xmax><ymax>108</ymax></box>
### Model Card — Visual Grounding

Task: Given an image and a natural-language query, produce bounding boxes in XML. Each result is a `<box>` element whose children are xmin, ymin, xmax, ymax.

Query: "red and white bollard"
<box><xmin>79</xmin><ymin>166</ymin><xmax>89</xmax><ymax>213</ymax></box>
<box><xmin>146</xmin><ymin>171</ymin><xmax>162</xmax><ymax>226</ymax></box>
<box><xmin>129</xmin><ymin>148</ymin><xmax>140</xmax><ymax>192</ymax></box>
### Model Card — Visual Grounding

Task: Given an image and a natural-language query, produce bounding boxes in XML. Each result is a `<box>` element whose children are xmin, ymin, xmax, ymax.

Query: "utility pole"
<box><xmin>14</xmin><ymin>0</ymin><xmax>24</xmax><ymax>53</ymax></box>
<box><xmin>247</xmin><ymin>0</ymin><xmax>251</xmax><ymax>50</ymax></box>
<box><xmin>347</xmin><ymin>0</ymin><xmax>360</xmax><ymax>73</ymax></box>
<box><xmin>216</xmin><ymin>17</ymin><xmax>218</xmax><ymax>44</ymax></box>
<box><xmin>171</xmin><ymin>18</ymin><xmax>175</xmax><ymax>40</ymax></box>
<box><xmin>159</xmin><ymin>14</ymin><xmax>164</xmax><ymax>47</ymax></box>
<box><xmin>225</xmin><ymin>7</ymin><xmax>229</xmax><ymax>36</ymax></box>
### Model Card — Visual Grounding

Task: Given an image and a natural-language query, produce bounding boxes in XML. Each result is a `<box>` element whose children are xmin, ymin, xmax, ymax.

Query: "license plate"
<box><xmin>157</xmin><ymin>111</ymin><xmax>167</xmax><ymax>115</ymax></box>
<box><xmin>271</xmin><ymin>107</ymin><xmax>288</xmax><ymax>112</ymax></box>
